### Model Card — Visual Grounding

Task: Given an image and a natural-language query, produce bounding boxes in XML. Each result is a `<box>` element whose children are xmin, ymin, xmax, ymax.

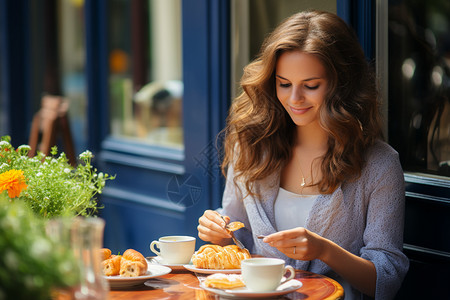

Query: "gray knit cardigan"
<box><xmin>218</xmin><ymin>140</ymin><xmax>409</xmax><ymax>299</ymax></box>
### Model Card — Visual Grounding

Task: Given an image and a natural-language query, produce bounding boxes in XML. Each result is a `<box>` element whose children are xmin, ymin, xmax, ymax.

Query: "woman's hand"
<box><xmin>263</xmin><ymin>227</ymin><xmax>376</xmax><ymax>297</ymax></box>
<box><xmin>262</xmin><ymin>227</ymin><xmax>327</xmax><ymax>261</ymax></box>
<box><xmin>197</xmin><ymin>210</ymin><xmax>232</xmax><ymax>246</ymax></box>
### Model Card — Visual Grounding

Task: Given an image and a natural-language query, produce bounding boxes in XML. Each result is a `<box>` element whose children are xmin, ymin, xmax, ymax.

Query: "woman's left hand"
<box><xmin>262</xmin><ymin>227</ymin><xmax>328</xmax><ymax>261</ymax></box>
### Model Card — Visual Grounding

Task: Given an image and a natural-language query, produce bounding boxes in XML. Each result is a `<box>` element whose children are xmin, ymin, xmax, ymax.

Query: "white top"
<box><xmin>274</xmin><ymin>187</ymin><xmax>318</xmax><ymax>231</ymax></box>
<box><xmin>274</xmin><ymin>188</ymin><xmax>354</xmax><ymax>300</ymax></box>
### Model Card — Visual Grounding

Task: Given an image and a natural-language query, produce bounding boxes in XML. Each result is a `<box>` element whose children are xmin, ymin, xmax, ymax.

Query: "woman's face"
<box><xmin>275</xmin><ymin>51</ymin><xmax>328</xmax><ymax>128</ymax></box>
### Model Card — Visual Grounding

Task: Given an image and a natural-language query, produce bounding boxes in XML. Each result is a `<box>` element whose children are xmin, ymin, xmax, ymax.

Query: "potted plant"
<box><xmin>0</xmin><ymin>136</ymin><xmax>114</xmax><ymax>218</ymax></box>
<box><xmin>0</xmin><ymin>136</ymin><xmax>114</xmax><ymax>299</ymax></box>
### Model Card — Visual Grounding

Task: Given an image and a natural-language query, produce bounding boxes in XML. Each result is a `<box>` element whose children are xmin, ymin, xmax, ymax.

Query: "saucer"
<box><xmin>146</xmin><ymin>256</ymin><xmax>190</xmax><ymax>271</ymax></box>
<box><xmin>200</xmin><ymin>279</ymin><xmax>303</xmax><ymax>298</ymax></box>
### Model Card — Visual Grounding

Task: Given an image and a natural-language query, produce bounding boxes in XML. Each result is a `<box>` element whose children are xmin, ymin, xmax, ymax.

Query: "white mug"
<box><xmin>150</xmin><ymin>235</ymin><xmax>196</xmax><ymax>264</ymax></box>
<box><xmin>241</xmin><ymin>258</ymin><xmax>295</xmax><ymax>292</ymax></box>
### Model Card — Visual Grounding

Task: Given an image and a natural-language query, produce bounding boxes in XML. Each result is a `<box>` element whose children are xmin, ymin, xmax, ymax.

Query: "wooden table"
<box><xmin>106</xmin><ymin>268</ymin><xmax>344</xmax><ymax>300</ymax></box>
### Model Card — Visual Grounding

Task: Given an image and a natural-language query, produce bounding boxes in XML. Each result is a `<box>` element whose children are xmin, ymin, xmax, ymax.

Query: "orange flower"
<box><xmin>0</xmin><ymin>169</ymin><xmax>28</xmax><ymax>198</ymax></box>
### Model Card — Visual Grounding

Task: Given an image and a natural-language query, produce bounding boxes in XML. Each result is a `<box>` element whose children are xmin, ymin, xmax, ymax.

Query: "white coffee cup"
<box><xmin>241</xmin><ymin>258</ymin><xmax>295</xmax><ymax>292</ymax></box>
<box><xmin>150</xmin><ymin>235</ymin><xmax>196</xmax><ymax>264</ymax></box>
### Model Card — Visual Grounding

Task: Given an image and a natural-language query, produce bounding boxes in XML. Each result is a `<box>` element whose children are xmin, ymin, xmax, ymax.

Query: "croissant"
<box><xmin>119</xmin><ymin>249</ymin><xmax>148</xmax><ymax>277</ymax></box>
<box><xmin>204</xmin><ymin>273</ymin><xmax>245</xmax><ymax>289</ymax></box>
<box><xmin>122</xmin><ymin>249</ymin><xmax>148</xmax><ymax>267</ymax></box>
<box><xmin>100</xmin><ymin>248</ymin><xmax>148</xmax><ymax>277</ymax></box>
<box><xmin>102</xmin><ymin>254</ymin><xmax>122</xmax><ymax>276</ymax></box>
<box><xmin>191</xmin><ymin>244</ymin><xmax>251</xmax><ymax>269</ymax></box>
<box><xmin>99</xmin><ymin>248</ymin><xmax>112</xmax><ymax>261</ymax></box>
<box><xmin>120</xmin><ymin>259</ymin><xmax>147</xmax><ymax>277</ymax></box>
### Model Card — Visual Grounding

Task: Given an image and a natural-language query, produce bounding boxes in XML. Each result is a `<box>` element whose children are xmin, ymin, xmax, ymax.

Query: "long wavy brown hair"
<box><xmin>221</xmin><ymin>10</ymin><xmax>383</xmax><ymax>196</ymax></box>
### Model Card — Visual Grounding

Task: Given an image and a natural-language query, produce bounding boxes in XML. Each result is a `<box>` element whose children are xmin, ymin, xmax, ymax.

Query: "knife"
<box><xmin>229</xmin><ymin>231</ymin><xmax>245</xmax><ymax>249</ymax></box>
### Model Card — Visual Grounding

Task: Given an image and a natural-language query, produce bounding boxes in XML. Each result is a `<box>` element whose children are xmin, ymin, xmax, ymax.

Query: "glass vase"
<box><xmin>47</xmin><ymin>217</ymin><xmax>109</xmax><ymax>300</ymax></box>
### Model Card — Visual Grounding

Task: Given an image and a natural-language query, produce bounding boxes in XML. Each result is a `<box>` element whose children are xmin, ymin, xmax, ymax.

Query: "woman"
<box><xmin>197</xmin><ymin>10</ymin><xmax>409</xmax><ymax>299</ymax></box>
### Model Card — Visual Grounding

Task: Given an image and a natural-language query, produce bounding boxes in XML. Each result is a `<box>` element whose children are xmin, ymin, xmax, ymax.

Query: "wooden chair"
<box><xmin>28</xmin><ymin>95</ymin><xmax>76</xmax><ymax>166</ymax></box>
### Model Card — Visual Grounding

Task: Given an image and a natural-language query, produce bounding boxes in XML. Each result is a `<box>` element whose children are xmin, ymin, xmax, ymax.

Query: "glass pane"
<box><xmin>231</xmin><ymin>0</ymin><xmax>336</xmax><ymax>97</ymax></box>
<box><xmin>388</xmin><ymin>0</ymin><xmax>450</xmax><ymax>177</ymax></box>
<box><xmin>0</xmin><ymin>3</ymin><xmax>4</xmax><ymax>134</ymax></box>
<box><xmin>28</xmin><ymin>0</ymin><xmax>87</xmax><ymax>154</ymax></box>
<box><xmin>108</xmin><ymin>0</ymin><xmax>183</xmax><ymax>149</ymax></box>
<box><xmin>59</xmin><ymin>0</ymin><xmax>87</xmax><ymax>153</ymax></box>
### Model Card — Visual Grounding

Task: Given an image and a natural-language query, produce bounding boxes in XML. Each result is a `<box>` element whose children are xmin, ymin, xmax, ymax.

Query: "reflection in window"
<box><xmin>28</xmin><ymin>0</ymin><xmax>87</xmax><ymax>154</ymax></box>
<box><xmin>108</xmin><ymin>0</ymin><xmax>183</xmax><ymax>149</ymax></box>
<box><xmin>0</xmin><ymin>9</ymin><xmax>3</xmax><ymax>134</ymax></box>
<box><xmin>388</xmin><ymin>0</ymin><xmax>450</xmax><ymax>177</ymax></box>
<box><xmin>60</xmin><ymin>0</ymin><xmax>87</xmax><ymax>153</ymax></box>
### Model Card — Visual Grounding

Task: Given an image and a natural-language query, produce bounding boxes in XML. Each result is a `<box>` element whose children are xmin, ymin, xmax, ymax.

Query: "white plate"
<box><xmin>200</xmin><ymin>279</ymin><xmax>303</xmax><ymax>298</ymax></box>
<box><xmin>183</xmin><ymin>264</ymin><xmax>241</xmax><ymax>274</ymax></box>
<box><xmin>105</xmin><ymin>264</ymin><xmax>172</xmax><ymax>288</ymax></box>
<box><xmin>146</xmin><ymin>256</ymin><xmax>189</xmax><ymax>271</ymax></box>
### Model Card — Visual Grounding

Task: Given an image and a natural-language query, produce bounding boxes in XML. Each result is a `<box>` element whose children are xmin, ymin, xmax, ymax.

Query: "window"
<box><xmin>0</xmin><ymin>6</ymin><xmax>3</xmax><ymax>134</ymax></box>
<box><xmin>388</xmin><ymin>0</ymin><xmax>450</xmax><ymax>177</ymax></box>
<box><xmin>59</xmin><ymin>0</ymin><xmax>87</xmax><ymax>153</ymax></box>
<box><xmin>108</xmin><ymin>0</ymin><xmax>183</xmax><ymax>149</ymax></box>
<box><xmin>26</xmin><ymin>0</ymin><xmax>87</xmax><ymax>154</ymax></box>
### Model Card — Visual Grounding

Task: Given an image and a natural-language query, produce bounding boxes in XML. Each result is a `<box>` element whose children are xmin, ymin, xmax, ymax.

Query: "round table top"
<box><xmin>55</xmin><ymin>268</ymin><xmax>344</xmax><ymax>300</ymax></box>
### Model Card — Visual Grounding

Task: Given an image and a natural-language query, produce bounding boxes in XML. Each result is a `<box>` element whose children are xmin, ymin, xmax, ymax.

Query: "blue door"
<box><xmin>85</xmin><ymin>0</ymin><xmax>230</xmax><ymax>255</ymax></box>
